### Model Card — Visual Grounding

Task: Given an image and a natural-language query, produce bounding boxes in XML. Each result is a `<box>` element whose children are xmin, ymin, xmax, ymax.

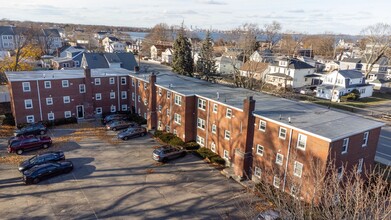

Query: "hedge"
<box><xmin>17</xmin><ymin>117</ymin><xmax>78</xmax><ymax>129</ymax></box>
<box><xmin>195</xmin><ymin>147</ymin><xmax>225</xmax><ymax>166</ymax></box>
<box><xmin>183</xmin><ymin>141</ymin><xmax>200</xmax><ymax>150</ymax></box>
<box><xmin>154</xmin><ymin>131</ymin><xmax>199</xmax><ymax>150</ymax></box>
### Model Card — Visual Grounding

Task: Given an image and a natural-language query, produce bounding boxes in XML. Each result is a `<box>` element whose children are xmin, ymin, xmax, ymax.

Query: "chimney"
<box><xmin>84</xmin><ymin>66</ymin><xmax>91</xmax><ymax>79</ymax></box>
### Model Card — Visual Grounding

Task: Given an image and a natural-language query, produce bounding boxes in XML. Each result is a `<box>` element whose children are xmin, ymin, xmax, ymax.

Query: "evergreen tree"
<box><xmin>172</xmin><ymin>27</ymin><xmax>194</xmax><ymax>76</ymax></box>
<box><xmin>196</xmin><ymin>31</ymin><xmax>216</xmax><ymax>80</ymax></box>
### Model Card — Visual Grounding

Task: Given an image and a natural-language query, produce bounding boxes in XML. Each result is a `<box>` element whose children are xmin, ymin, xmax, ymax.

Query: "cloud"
<box><xmin>163</xmin><ymin>9</ymin><xmax>198</xmax><ymax>15</ymax></box>
<box><xmin>286</xmin><ymin>9</ymin><xmax>305</xmax><ymax>13</ymax></box>
<box><xmin>198</xmin><ymin>0</ymin><xmax>227</xmax><ymax>5</ymax></box>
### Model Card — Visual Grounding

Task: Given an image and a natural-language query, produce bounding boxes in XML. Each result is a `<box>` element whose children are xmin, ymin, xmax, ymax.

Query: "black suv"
<box><xmin>23</xmin><ymin>161</ymin><xmax>73</xmax><ymax>184</ymax></box>
<box><xmin>18</xmin><ymin>151</ymin><xmax>65</xmax><ymax>172</ymax></box>
<box><xmin>14</xmin><ymin>123</ymin><xmax>47</xmax><ymax>137</ymax></box>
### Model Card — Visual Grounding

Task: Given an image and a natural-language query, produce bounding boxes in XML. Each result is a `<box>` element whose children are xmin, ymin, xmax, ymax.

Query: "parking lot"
<box><xmin>0</xmin><ymin>125</ymin><xmax>259</xmax><ymax>219</ymax></box>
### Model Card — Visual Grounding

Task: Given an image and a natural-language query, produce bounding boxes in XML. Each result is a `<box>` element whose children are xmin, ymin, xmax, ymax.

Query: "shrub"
<box><xmin>168</xmin><ymin>136</ymin><xmax>185</xmax><ymax>147</ymax></box>
<box><xmin>154</xmin><ymin>130</ymin><xmax>163</xmax><ymax>138</ymax></box>
<box><xmin>184</xmin><ymin>141</ymin><xmax>200</xmax><ymax>150</ymax></box>
<box><xmin>210</xmin><ymin>156</ymin><xmax>226</xmax><ymax>166</ymax></box>
<box><xmin>2</xmin><ymin>113</ymin><xmax>15</xmax><ymax>126</ymax></box>
<box><xmin>159</xmin><ymin>132</ymin><xmax>176</xmax><ymax>143</ymax></box>
<box><xmin>195</xmin><ymin>147</ymin><xmax>225</xmax><ymax>166</ymax></box>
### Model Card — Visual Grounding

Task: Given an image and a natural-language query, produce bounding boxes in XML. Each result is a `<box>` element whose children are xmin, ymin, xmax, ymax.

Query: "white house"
<box><xmin>239</xmin><ymin>61</ymin><xmax>269</xmax><ymax>80</ymax></box>
<box><xmin>105</xmin><ymin>41</ymin><xmax>126</xmax><ymax>53</ymax></box>
<box><xmin>316</xmin><ymin>70</ymin><xmax>373</xmax><ymax>101</ymax></box>
<box><xmin>161</xmin><ymin>48</ymin><xmax>174</xmax><ymax>64</ymax></box>
<box><xmin>265</xmin><ymin>58</ymin><xmax>316</xmax><ymax>88</ymax></box>
<box><xmin>249</xmin><ymin>49</ymin><xmax>274</xmax><ymax>63</ymax></box>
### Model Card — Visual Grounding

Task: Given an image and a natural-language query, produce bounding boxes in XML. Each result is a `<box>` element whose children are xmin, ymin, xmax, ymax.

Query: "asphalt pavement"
<box><xmin>376</xmin><ymin>126</ymin><xmax>391</xmax><ymax>165</ymax></box>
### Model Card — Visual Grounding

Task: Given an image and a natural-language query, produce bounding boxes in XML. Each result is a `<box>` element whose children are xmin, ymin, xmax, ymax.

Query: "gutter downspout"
<box><xmin>205</xmin><ymin>100</ymin><xmax>210</xmax><ymax>148</ymax></box>
<box><xmin>282</xmin><ymin>128</ymin><xmax>293</xmax><ymax>191</ymax></box>
<box><xmin>36</xmin><ymin>80</ymin><xmax>43</xmax><ymax>121</ymax></box>
<box><xmin>117</xmin><ymin>76</ymin><xmax>120</xmax><ymax>111</ymax></box>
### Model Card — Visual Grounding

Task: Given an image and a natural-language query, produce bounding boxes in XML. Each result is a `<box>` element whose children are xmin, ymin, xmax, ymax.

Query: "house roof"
<box><xmin>338</xmin><ymin>70</ymin><xmax>364</xmax><ymax>79</ymax></box>
<box><xmin>83</xmin><ymin>52</ymin><xmax>137</xmax><ymax>71</ymax></box>
<box><xmin>267</xmin><ymin>73</ymin><xmax>293</xmax><ymax>80</ymax></box>
<box><xmin>0</xmin><ymin>26</ymin><xmax>14</xmax><ymax>35</ymax></box>
<box><xmin>240</xmin><ymin>61</ymin><xmax>268</xmax><ymax>73</ymax></box>
<box><xmin>341</xmin><ymin>57</ymin><xmax>361</xmax><ymax>63</ymax></box>
<box><xmin>152</xmin><ymin>45</ymin><xmax>172</xmax><ymax>51</ymax></box>
<box><xmin>42</xmin><ymin>29</ymin><xmax>60</xmax><ymax>38</ymax></box>
<box><xmin>106</xmin><ymin>36</ymin><xmax>120</xmax><ymax>42</ymax></box>
<box><xmin>272</xmin><ymin>58</ymin><xmax>315</xmax><ymax>69</ymax></box>
<box><xmin>83</xmin><ymin>53</ymin><xmax>109</xmax><ymax>68</ymax></box>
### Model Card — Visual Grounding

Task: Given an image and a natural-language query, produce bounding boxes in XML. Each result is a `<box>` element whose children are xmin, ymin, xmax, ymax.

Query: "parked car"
<box><xmin>8</xmin><ymin>136</ymin><xmax>52</xmax><ymax>155</ymax></box>
<box><xmin>106</xmin><ymin>120</ymin><xmax>138</xmax><ymax>131</ymax></box>
<box><xmin>152</xmin><ymin>145</ymin><xmax>186</xmax><ymax>162</ymax></box>
<box><xmin>8</xmin><ymin>134</ymin><xmax>35</xmax><ymax>144</ymax></box>
<box><xmin>18</xmin><ymin>151</ymin><xmax>65</xmax><ymax>172</ymax></box>
<box><xmin>118</xmin><ymin>127</ymin><xmax>147</xmax><ymax>140</ymax></box>
<box><xmin>14</xmin><ymin>123</ymin><xmax>47</xmax><ymax>137</ymax></box>
<box><xmin>22</xmin><ymin>161</ymin><xmax>73</xmax><ymax>184</ymax></box>
<box><xmin>102</xmin><ymin>114</ymin><xmax>128</xmax><ymax>124</ymax></box>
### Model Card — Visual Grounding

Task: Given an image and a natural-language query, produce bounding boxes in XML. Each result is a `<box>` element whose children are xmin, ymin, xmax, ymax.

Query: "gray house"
<box><xmin>81</xmin><ymin>52</ymin><xmax>138</xmax><ymax>71</ymax></box>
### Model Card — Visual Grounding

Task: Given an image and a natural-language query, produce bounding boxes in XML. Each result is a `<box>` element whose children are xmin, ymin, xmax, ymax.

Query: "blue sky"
<box><xmin>0</xmin><ymin>0</ymin><xmax>389</xmax><ymax>34</ymax></box>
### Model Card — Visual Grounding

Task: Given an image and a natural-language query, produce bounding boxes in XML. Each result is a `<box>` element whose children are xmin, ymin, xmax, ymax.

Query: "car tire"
<box><xmin>162</xmin><ymin>158</ymin><xmax>168</xmax><ymax>163</ymax></box>
<box><xmin>43</xmin><ymin>144</ymin><xmax>49</xmax><ymax>149</ymax></box>
<box><xmin>65</xmin><ymin>168</ymin><xmax>73</xmax><ymax>173</ymax></box>
<box><xmin>33</xmin><ymin>178</ymin><xmax>40</xmax><ymax>184</ymax></box>
<box><xmin>16</xmin><ymin>149</ymin><xmax>23</xmax><ymax>155</ymax></box>
<box><xmin>181</xmin><ymin>152</ymin><xmax>186</xmax><ymax>157</ymax></box>
<box><xmin>40</xmin><ymin>130</ymin><xmax>45</xmax><ymax>135</ymax></box>
<box><xmin>123</xmin><ymin>137</ymin><xmax>128</xmax><ymax>141</ymax></box>
<box><xmin>140</xmin><ymin>132</ymin><xmax>145</xmax><ymax>137</ymax></box>
<box><xmin>112</xmin><ymin>128</ymin><xmax>117</xmax><ymax>131</ymax></box>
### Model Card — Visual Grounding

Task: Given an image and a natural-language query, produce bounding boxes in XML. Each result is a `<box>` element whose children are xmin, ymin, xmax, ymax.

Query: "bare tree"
<box><xmin>279</xmin><ymin>31</ymin><xmax>306</xmax><ymax>57</ymax></box>
<box><xmin>263</xmin><ymin>21</ymin><xmax>282</xmax><ymax>51</ymax></box>
<box><xmin>302</xmin><ymin>34</ymin><xmax>335</xmax><ymax>58</ymax></box>
<box><xmin>142</xmin><ymin>23</ymin><xmax>173</xmax><ymax>57</ymax></box>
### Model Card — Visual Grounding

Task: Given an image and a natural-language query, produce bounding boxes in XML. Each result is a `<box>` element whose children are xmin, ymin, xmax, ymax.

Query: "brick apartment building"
<box><xmin>6</xmin><ymin>67</ymin><xmax>384</xmax><ymax>201</ymax></box>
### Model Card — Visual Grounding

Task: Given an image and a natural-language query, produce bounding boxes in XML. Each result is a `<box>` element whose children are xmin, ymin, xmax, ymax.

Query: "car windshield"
<box><xmin>29</xmin><ymin>155</ymin><xmax>38</xmax><ymax>163</ymax></box>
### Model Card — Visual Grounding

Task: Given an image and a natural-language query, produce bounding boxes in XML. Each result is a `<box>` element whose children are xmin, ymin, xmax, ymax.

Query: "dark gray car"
<box><xmin>118</xmin><ymin>127</ymin><xmax>147</xmax><ymax>140</ymax></box>
<box><xmin>152</xmin><ymin>145</ymin><xmax>186</xmax><ymax>162</ymax></box>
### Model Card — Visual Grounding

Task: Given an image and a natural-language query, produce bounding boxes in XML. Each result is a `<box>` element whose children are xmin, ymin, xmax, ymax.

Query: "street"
<box><xmin>376</xmin><ymin>126</ymin><xmax>391</xmax><ymax>165</ymax></box>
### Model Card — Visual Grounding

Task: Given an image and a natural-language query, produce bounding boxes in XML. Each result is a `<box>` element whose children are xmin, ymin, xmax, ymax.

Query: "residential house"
<box><xmin>41</xmin><ymin>29</ymin><xmax>63</xmax><ymax>54</ymax></box>
<box><xmin>215</xmin><ymin>56</ymin><xmax>242</xmax><ymax>75</ymax></box>
<box><xmin>297</xmin><ymin>56</ymin><xmax>325</xmax><ymax>73</ymax></box>
<box><xmin>51</xmin><ymin>57</ymin><xmax>75</xmax><ymax>69</ymax></box>
<box><xmin>150</xmin><ymin>45</ymin><xmax>172</xmax><ymax>61</ymax></box>
<box><xmin>239</xmin><ymin>61</ymin><xmax>269</xmax><ymax>80</ymax></box>
<box><xmin>161</xmin><ymin>48</ymin><xmax>174</xmax><ymax>64</ymax></box>
<box><xmin>105</xmin><ymin>41</ymin><xmax>126</xmax><ymax>53</ymax></box>
<box><xmin>0</xmin><ymin>26</ymin><xmax>15</xmax><ymax>50</ymax></box>
<box><xmin>316</xmin><ymin>70</ymin><xmax>373</xmax><ymax>101</ymax></box>
<box><xmin>94</xmin><ymin>31</ymin><xmax>110</xmax><ymax>40</ymax></box>
<box><xmin>81</xmin><ymin>52</ymin><xmax>138</xmax><ymax>71</ymax></box>
<box><xmin>249</xmin><ymin>49</ymin><xmax>274</xmax><ymax>63</ymax></box>
<box><xmin>324</xmin><ymin>60</ymin><xmax>340</xmax><ymax>72</ymax></box>
<box><xmin>339</xmin><ymin>57</ymin><xmax>362</xmax><ymax>70</ymax></box>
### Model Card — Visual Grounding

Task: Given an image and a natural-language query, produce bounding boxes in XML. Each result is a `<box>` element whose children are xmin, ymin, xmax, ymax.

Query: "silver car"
<box><xmin>152</xmin><ymin>145</ymin><xmax>186</xmax><ymax>162</ymax></box>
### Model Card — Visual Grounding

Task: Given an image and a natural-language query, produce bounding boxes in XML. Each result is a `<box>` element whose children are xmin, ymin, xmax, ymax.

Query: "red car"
<box><xmin>8</xmin><ymin>136</ymin><xmax>52</xmax><ymax>155</ymax></box>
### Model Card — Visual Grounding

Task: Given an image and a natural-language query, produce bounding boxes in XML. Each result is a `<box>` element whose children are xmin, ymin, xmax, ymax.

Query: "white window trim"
<box><xmin>121</xmin><ymin>91</ymin><xmax>127</xmax><ymax>99</ymax></box>
<box><xmin>44</xmin><ymin>81</ymin><xmax>51</xmax><ymax>89</ymax></box>
<box><xmin>110</xmin><ymin>92</ymin><xmax>115</xmax><ymax>99</ymax></box>
<box><xmin>174</xmin><ymin>113</ymin><xmax>181</xmax><ymax>125</ymax></box>
<box><xmin>121</xmin><ymin>104</ymin><xmax>128</xmax><ymax>111</ymax></box>
<box><xmin>273</xmin><ymin>176</ymin><xmax>280</xmax><ymax>188</ymax></box>
<box><xmin>226</xmin><ymin>108</ymin><xmax>232</xmax><ymax>118</ymax></box>
<box><xmin>48</xmin><ymin>112</ymin><xmax>55</xmax><ymax>121</ymax></box>
<box><xmin>96</xmin><ymin>93</ymin><xmax>102</xmax><ymax>100</ymax></box>
<box><xmin>46</xmin><ymin>98</ymin><xmax>53</xmax><ymax>105</ymax></box>
<box><xmin>254</xmin><ymin>167</ymin><xmax>261</xmax><ymax>178</ymax></box>
<box><xmin>24</xmin><ymin>99</ymin><xmax>33</xmax><ymax>109</ymax></box>
<box><xmin>211</xmin><ymin>142</ymin><xmax>216</xmax><ymax>152</ymax></box>
<box><xmin>175</xmin><ymin>95</ymin><xmax>182</xmax><ymax>106</ymax></box>
<box><xmin>26</xmin><ymin>115</ymin><xmax>34</xmax><ymax>123</ymax></box>
<box><xmin>279</xmin><ymin>127</ymin><xmax>287</xmax><ymax>140</ymax></box>
<box><xmin>337</xmin><ymin>166</ymin><xmax>344</xmax><ymax>179</ymax></box>
<box><xmin>196</xmin><ymin>135</ymin><xmax>205</xmax><ymax>146</ymax></box>
<box><xmin>96</xmin><ymin>107</ymin><xmax>102</xmax><ymax>114</ymax></box>
<box><xmin>211</xmin><ymin>124</ymin><xmax>217</xmax><ymax>134</ymax></box>
<box><xmin>293</xmin><ymin>161</ymin><xmax>303</xmax><ymax>178</ymax></box>
<box><xmin>121</xmin><ymin>77</ymin><xmax>126</xmax><ymax>85</ymax></box>
<box><xmin>256</xmin><ymin>144</ymin><xmax>264</xmax><ymax>156</ymax></box>
<box><xmin>224</xmin><ymin>130</ymin><xmax>230</xmax><ymax>140</ymax></box>
<box><xmin>110</xmin><ymin>77</ymin><xmax>115</xmax><ymax>84</ymax></box>
<box><xmin>259</xmin><ymin>120</ymin><xmax>266</xmax><ymax>132</ymax></box>
<box><xmin>62</xmin><ymin>80</ymin><xmax>69</xmax><ymax>88</ymax></box>
<box><xmin>95</xmin><ymin>78</ymin><xmax>101</xmax><ymax>85</ymax></box>
<box><xmin>297</xmin><ymin>134</ymin><xmax>307</xmax><ymax>151</ymax></box>
<box><xmin>63</xmin><ymin>96</ymin><xmax>70</xmax><ymax>104</ymax></box>
<box><xmin>213</xmin><ymin>104</ymin><xmax>218</xmax><ymax>113</ymax></box>
<box><xmin>79</xmin><ymin>84</ymin><xmax>86</xmax><ymax>93</ymax></box>
<box><xmin>22</xmin><ymin>82</ymin><xmax>31</xmax><ymax>92</ymax></box>
<box><xmin>342</xmin><ymin>138</ymin><xmax>349</xmax><ymax>154</ymax></box>
<box><xmin>197</xmin><ymin>118</ymin><xmax>205</xmax><ymax>130</ymax></box>
<box><xmin>276</xmin><ymin>153</ymin><xmax>283</xmax><ymax>165</ymax></box>
<box><xmin>158</xmin><ymin>88</ymin><xmax>162</xmax><ymax>96</ymax></box>
<box><xmin>64</xmin><ymin>111</ymin><xmax>71</xmax><ymax>118</ymax></box>
<box><xmin>362</xmin><ymin>132</ymin><xmax>369</xmax><ymax>147</ymax></box>
<box><xmin>198</xmin><ymin>99</ymin><xmax>206</xmax><ymax>111</ymax></box>
<box><xmin>224</xmin><ymin>150</ymin><xmax>229</xmax><ymax>159</ymax></box>
<box><xmin>110</xmin><ymin>105</ymin><xmax>116</xmax><ymax>113</ymax></box>
<box><xmin>357</xmin><ymin>158</ymin><xmax>364</xmax><ymax>173</ymax></box>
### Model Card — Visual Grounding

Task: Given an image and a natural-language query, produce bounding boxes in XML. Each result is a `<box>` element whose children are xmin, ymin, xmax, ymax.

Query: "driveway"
<box><xmin>0</xmin><ymin>128</ymin><xmax>260</xmax><ymax>219</ymax></box>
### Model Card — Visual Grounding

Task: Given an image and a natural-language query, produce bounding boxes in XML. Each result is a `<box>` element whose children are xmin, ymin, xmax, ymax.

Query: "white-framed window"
<box><xmin>95</xmin><ymin>93</ymin><xmax>102</xmax><ymax>100</ymax></box>
<box><xmin>362</xmin><ymin>132</ymin><xmax>369</xmax><ymax>147</ymax></box>
<box><xmin>22</xmin><ymin>82</ymin><xmax>31</xmax><ymax>92</ymax></box>
<box><xmin>276</xmin><ymin>153</ymin><xmax>283</xmax><ymax>165</ymax></box>
<box><xmin>62</xmin><ymin>80</ymin><xmax>69</xmax><ymax>88</ymax></box>
<box><xmin>144</xmin><ymin>82</ymin><xmax>147</xmax><ymax>90</ymax></box>
<box><xmin>110</xmin><ymin>105</ymin><xmax>116</xmax><ymax>112</ymax></box>
<box><xmin>132</xmin><ymin>92</ymin><xmax>135</xmax><ymax>101</ymax></box>
<box><xmin>196</xmin><ymin>135</ymin><xmax>205</xmax><ymax>146</ymax></box>
<box><xmin>64</xmin><ymin>111</ymin><xmax>71</xmax><ymax>118</ymax></box>
<box><xmin>138</xmin><ymin>95</ymin><xmax>141</xmax><ymax>102</ymax></box>
<box><xmin>224</xmin><ymin>150</ymin><xmax>229</xmax><ymax>159</ymax></box>
<box><xmin>279</xmin><ymin>127</ymin><xmax>287</xmax><ymax>139</ymax></box>
<box><xmin>226</xmin><ymin>108</ymin><xmax>232</xmax><ymax>118</ymax></box>
<box><xmin>294</xmin><ymin>161</ymin><xmax>303</xmax><ymax>178</ymax></box>
<box><xmin>132</xmin><ymin>79</ymin><xmax>135</xmax><ymax>86</ymax></box>
<box><xmin>211</xmin><ymin>124</ymin><xmax>217</xmax><ymax>134</ymax></box>
<box><xmin>48</xmin><ymin>112</ymin><xmax>55</xmax><ymax>121</ymax></box>
<box><xmin>337</xmin><ymin>166</ymin><xmax>344</xmax><ymax>179</ymax></box>
<box><xmin>158</xmin><ymin>121</ymin><xmax>162</xmax><ymax>129</ymax></box>
<box><xmin>198</xmin><ymin>99</ymin><xmax>206</xmax><ymax>110</ymax></box>
<box><xmin>46</xmin><ymin>97</ymin><xmax>53</xmax><ymax>105</ymax></box>
<box><xmin>63</xmin><ymin>96</ymin><xmax>70</xmax><ymax>103</ymax></box>
<box><xmin>44</xmin><ymin>81</ymin><xmax>51</xmax><ymax>89</ymax></box>
<box><xmin>342</xmin><ymin>138</ymin><xmax>349</xmax><ymax>154</ymax></box>
<box><xmin>121</xmin><ymin>104</ymin><xmax>128</xmax><ymax>111</ymax></box>
<box><xmin>256</xmin><ymin>144</ymin><xmax>264</xmax><ymax>156</ymax></box>
<box><xmin>175</xmin><ymin>95</ymin><xmax>182</xmax><ymax>106</ymax></box>
<box><xmin>259</xmin><ymin>120</ymin><xmax>266</xmax><ymax>132</ymax></box>
<box><xmin>138</xmin><ymin>81</ymin><xmax>141</xmax><ymax>87</ymax></box>
<box><xmin>24</xmin><ymin>99</ymin><xmax>33</xmax><ymax>109</ymax></box>
<box><xmin>138</xmin><ymin>108</ymin><xmax>141</xmax><ymax>115</ymax></box>
<box><xmin>357</xmin><ymin>158</ymin><xmax>364</xmax><ymax>173</ymax></box>
<box><xmin>197</xmin><ymin>118</ymin><xmax>205</xmax><ymax>130</ymax></box>
<box><xmin>166</xmin><ymin>109</ymin><xmax>170</xmax><ymax>116</ymax></box>
<box><xmin>273</xmin><ymin>176</ymin><xmax>280</xmax><ymax>188</ymax></box>
<box><xmin>166</xmin><ymin>125</ymin><xmax>170</xmax><ymax>132</ymax></box>
<box><xmin>173</xmin><ymin>129</ymin><xmax>177</xmax><ymax>136</ymax></box>
<box><xmin>167</xmin><ymin>91</ymin><xmax>171</xmax><ymax>99</ymax></box>
<box><xmin>211</xmin><ymin>142</ymin><xmax>216</xmax><ymax>152</ymax></box>
<box><xmin>254</xmin><ymin>167</ymin><xmax>261</xmax><ymax>178</ymax></box>
<box><xmin>158</xmin><ymin>105</ymin><xmax>162</xmax><ymax>112</ymax></box>
<box><xmin>121</xmin><ymin>77</ymin><xmax>126</xmax><ymax>85</ymax></box>
<box><xmin>158</xmin><ymin>88</ymin><xmax>162</xmax><ymax>96</ymax></box>
<box><xmin>297</xmin><ymin>134</ymin><xmax>307</xmax><ymax>150</ymax></box>
<box><xmin>26</xmin><ymin>115</ymin><xmax>34</xmax><ymax>123</ymax></box>
<box><xmin>144</xmin><ymin>98</ymin><xmax>148</xmax><ymax>106</ymax></box>
<box><xmin>110</xmin><ymin>92</ymin><xmax>115</xmax><ymax>99</ymax></box>
<box><xmin>174</xmin><ymin>113</ymin><xmax>181</xmax><ymax>124</ymax></box>
<box><xmin>224</xmin><ymin>130</ymin><xmax>230</xmax><ymax>140</ymax></box>
<box><xmin>94</xmin><ymin>78</ymin><xmax>101</xmax><ymax>85</ymax></box>
<box><xmin>79</xmin><ymin>84</ymin><xmax>86</xmax><ymax>93</ymax></box>
<box><xmin>96</xmin><ymin>107</ymin><xmax>102</xmax><ymax>114</ymax></box>
<box><xmin>213</xmin><ymin>104</ymin><xmax>218</xmax><ymax>113</ymax></box>
<box><xmin>121</xmin><ymin>91</ymin><xmax>127</xmax><ymax>99</ymax></box>
<box><xmin>144</xmin><ymin>112</ymin><xmax>147</xmax><ymax>119</ymax></box>
<box><xmin>110</xmin><ymin>77</ymin><xmax>115</xmax><ymax>84</ymax></box>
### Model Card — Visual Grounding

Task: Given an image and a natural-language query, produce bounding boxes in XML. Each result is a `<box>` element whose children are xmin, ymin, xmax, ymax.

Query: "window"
<box><xmin>175</xmin><ymin>95</ymin><xmax>182</xmax><ymax>106</ymax></box>
<box><xmin>137</xmin><ymin>81</ymin><xmax>140</xmax><ymax>87</ymax></box>
<box><xmin>64</xmin><ymin>111</ymin><xmax>71</xmax><ymax>118</ymax></box>
<box><xmin>166</xmin><ymin>109</ymin><xmax>170</xmax><ymax>116</ymax></box>
<box><xmin>132</xmin><ymin>80</ymin><xmax>135</xmax><ymax>86</ymax></box>
<box><xmin>143</xmin><ymin>113</ymin><xmax>146</xmax><ymax>119</ymax></box>
<box><xmin>158</xmin><ymin>121</ymin><xmax>162</xmax><ymax>129</ymax></box>
<box><xmin>259</xmin><ymin>120</ymin><xmax>266</xmax><ymax>132</ymax></box>
<box><xmin>44</xmin><ymin>81</ymin><xmax>51</xmax><ymax>89</ymax></box>
<box><xmin>224</xmin><ymin>130</ymin><xmax>230</xmax><ymax>140</ymax></box>
<box><xmin>138</xmin><ymin>95</ymin><xmax>141</xmax><ymax>102</ymax></box>
<box><xmin>26</xmin><ymin>115</ymin><xmax>34</xmax><ymax>123</ymax></box>
<box><xmin>158</xmin><ymin>88</ymin><xmax>162</xmax><ymax>96</ymax></box>
<box><xmin>226</xmin><ymin>108</ymin><xmax>232</xmax><ymax>118</ymax></box>
<box><xmin>197</xmin><ymin>118</ymin><xmax>205</xmax><ymax>130</ymax></box>
<box><xmin>110</xmin><ymin>77</ymin><xmax>115</xmax><ymax>84</ymax></box>
<box><xmin>63</xmin><ymin>96</ymin><xmax>70</xmax><ymax>103</ymax></box>
<box><xmin>224</xmin><ymin>150</ymin><xmax>229</xmax><ymax>159</ymax></box>
<box><xmin>297</xmin><ymin>134</ymin><xmax>307</xmax><ymax>150</ymax></box>
<box><xmin>22</xmin><ymin>82</ymin><xmax>31</xmax><ymax>92</ymax></box>
<box><xmin>294</xmin><ymin>161</ymin><xmax>303</xmax><ymax>178</ymax></box>
<box><xmin>110</xmin><ymin>105</ymin><xmax>116</xmax><ymax>112</ymax></box>
<box><xmin>138</xmin><ymin>108</ymin><xmax>141</xmax><ymax>115</ymax></box>
<box><xmin>48</xmin><ymin>112</ymin><xmax>55</xmax><ymax>121</ymax></box>
<box><xmin>62</xmin><ymin>80</ymin><xmax>69</xmax><ymax>88</ymax></box>
<box><xmin>46</xmin><ymin>98</ymin><xmax>53</xmax><ymax>105</ymax></box>
<box><xmin>279</xmin><ymin>127</ymin><xmax>287</xmax><ymax>139</ymax></box>
<box><xmin>174</xmin><ymin>113</ymin><xmax>181</xmax><ymax>124</ymax></box>
<box><xmin>256</xmin><ymin>144</ymin><xmax>264</xmax><ymax>156</ymax></box>
<box><xmin>144</xmin><ymin>98</ymin><xmax>148</xmax><ymax>106</ymax></box>
<box><xmin>121</xmin><ymin>104</ymin><xmax>128</xmax><ymax>111</ymax></box>
<box><xmin>144</xmin><ymin>82</ymin><xmax>147</xmax><ymax>90</ymax></box>
<box><xmin>166</xmin><ymin>125</ymin><xmax>170</xmax><ymax>132</ymax></box>
<box><xmin>167</xmin><ymin>91</ymin><xmax>171</xmax><ymax>99</ymax></box>
<box><xmin>254</xmin><ymin>167</ymin><xmax>261</xmax><ymax>178</ymax></box>
<box><xmin>211</xmin><ymin>142</ymin><xmax>216</xmax><ymax>152</ymax></box>
<box><xmin>158</xmin><ymin>105</ymin><xmax>162</xmax><ymax>112</ymax></box>
<box><xmin>196</xmin><ymin>135</ymin><xmax>205</xmax><ymax>146</ymax></box>
<box><xmin>79</xmin><ymin>84</ymin><xmax>86</xmax><ymax>93</ymax></box>
<box><xmin>276</xmin><ymin>153</ymin><xmax>283</xmax><ymax>165</ymax></box>
<box><xmin>24</xmin><ymin>99</ymin><xmax>33</xmax><ymax>109</ymax></box>
<box><xmin>362</xmin><ymin>132</ymin><xmax>369</xmax><ymax>147</ymax></box>
<box><xmin>173</xmin><ymin>129</ymin><xmax>177</xmax><ymax>136</ymax></box>
<box><xmin>198</xmin><ymin>99</ymin><xmax>206</xmax><ymax>110</ymax></box>
<box><xmin>110</xmin><ymin>92</ymin><xmax>115</xmax><ymax>99</ymax></box>
<box><xmin>132</xmin><ymin>93</ymin><xmax>135</xmax><ymax>101</ymax></box>
<box><xmin>96</xmin><ymin>107</ymin><xmax>102</xmax><ymax>114</ymax></box>
<box><xmin>121</xmin><ymin>77</ymin><xmax>126</xmax><ymax>85</ymax></box>
<box><xmin>211</xmin><ymin>124</ymin><xmax>217</xmax><ymax>134</ymax></box>
<box><xmin>342</xmin><ymin>138</ymin><xmax>349</xmax><ymax>154</ymax></box>
<box><xmin>273</xmin><ymin>176</ymin><xmax>280</xmax><ymax>188</ymax></box>
<box><xmin>95</xmin><ymin>93</ymin><xmax>102</xmax><ymax>100</ymax></box>
<box><xmin>95</xmin><ymin>78</ymin><xmax>101</xmax><ymax>85</ymax></box>
<box><xmin>121</xmin><ymin>91</ymin><xmax>127</xmax><ymax>99</ymax></box>
<box><xmin>213</xmin><ymin>104</ymin><xmax>218</xmax><ymax>113</ymax></box>
<box><xmin>357</xmin><ymin>158</ymin><xmax>364</xmax><ymax>173</ymax></box>
<box><xmin>337</xmin><ymin>166</ymin><xmax>343</xmax><ymax>179</ymax></box>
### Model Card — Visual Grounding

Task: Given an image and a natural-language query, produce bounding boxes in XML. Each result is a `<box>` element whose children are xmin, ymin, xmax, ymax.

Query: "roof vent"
<box><xmin>169</xmin><ymin>83</ymin><xmax>173</xmax><ymax>88</ymax></box>
<box><xmin>279</xmin><ymin>114</ymin><xmax>282</xmax><ymax>120</ymax></box>
<box><xmin>288</xmin><ymin>117</ymin><xmax>291</xmax><ymax>123</ymax></box>
<box><xmin>216</xmin><ymin>92</ymin><xmax>219</xmax><ymax>100</ymax></box>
